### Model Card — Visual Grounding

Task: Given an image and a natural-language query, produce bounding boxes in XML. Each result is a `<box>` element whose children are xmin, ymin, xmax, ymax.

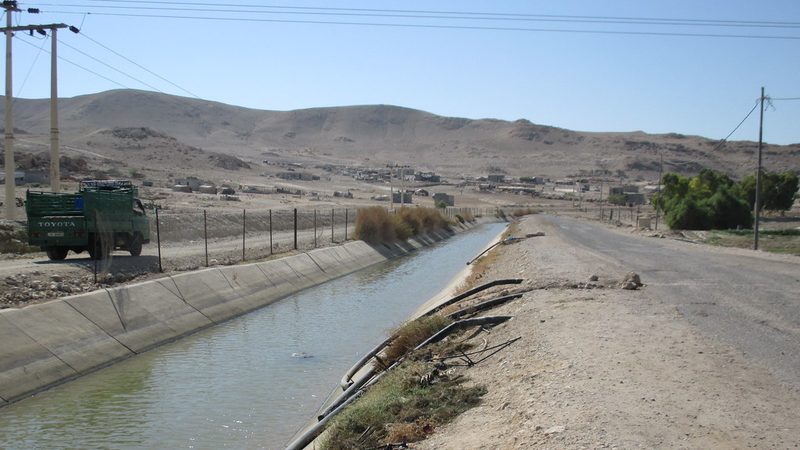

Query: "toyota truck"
<box><xmin>26</xmin><ymin>180</ymin><xmax>150</xmax><ymax>260</ymax></box>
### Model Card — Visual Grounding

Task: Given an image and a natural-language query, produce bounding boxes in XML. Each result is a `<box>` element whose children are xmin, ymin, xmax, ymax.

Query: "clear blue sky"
<box><xmin>5</xmin><ymin>0</ymin><xmax>800</xmax><ymax>144</ymax></box>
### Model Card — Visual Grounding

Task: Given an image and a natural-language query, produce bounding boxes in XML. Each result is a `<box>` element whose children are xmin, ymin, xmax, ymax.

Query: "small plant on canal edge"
<box><xmin>321</xmin><ymin>352</ymin><xmax>486</xmax><ymax>449</ymax></box>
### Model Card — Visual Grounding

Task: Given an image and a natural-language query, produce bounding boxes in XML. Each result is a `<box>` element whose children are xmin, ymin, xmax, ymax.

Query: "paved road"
<box><xmin>544</xmin><ymin>215</ymin><xmax>800</xmax><ymax>392</ymax></box>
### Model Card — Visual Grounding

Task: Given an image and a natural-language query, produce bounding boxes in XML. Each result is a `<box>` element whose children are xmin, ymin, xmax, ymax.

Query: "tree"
<box><xmin>739</xmin><ymin>171</ymin><xmax>799</xmax><ymax>213</ymax></box>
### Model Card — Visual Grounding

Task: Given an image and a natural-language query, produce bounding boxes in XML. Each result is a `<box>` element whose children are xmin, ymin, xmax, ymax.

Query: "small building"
<box><xmin>174</xmin><ymin>176</ymin><xmax>203</xmax><ymax>191</ymax></box>
<box><xmin>624</xmin><ymin>193</ymin><xmax>646</xmax><ymax>205</ymax></box>
<box><xmin>220</xmin><ymin>187</ymin><xmax>236</xmax><ymax>195</ymax></box>
<box><xmin>487</xmin><ymin>174</ymin><xmax>505</xmax><ymax>183</ymax></box>
<box><xmin>0</xmin><ymin>171</ymin><xmax>25</xmax><ymax>184</ymax></box>
<box><xmin>415</xmin><ymin>172</ymin><xmax>441</xmax><ymax>183</ymax></box>
<box><xmin>433</xmin><ymin>193</ymin><xmax>455</xmax><ymax>206</ymax></box>
<box><xmin>198</xmin><ymin>184</ymin><xmax>217</xmax><ymax>194</ymax></box>
<box><xmin>172</xmin><ymin>184</ymin><xmax>192</xmax><ymax>193</ymax></box>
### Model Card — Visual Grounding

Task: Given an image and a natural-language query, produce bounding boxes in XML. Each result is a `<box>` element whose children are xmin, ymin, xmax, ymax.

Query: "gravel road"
<box><xmin>413</xmin><ymin>214</ymin><xmax>800</xmax><ymax>449</ymax></box>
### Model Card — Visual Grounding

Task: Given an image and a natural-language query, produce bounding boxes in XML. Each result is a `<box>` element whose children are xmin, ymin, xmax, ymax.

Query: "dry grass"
<box><xmin>355</xmin><ymin>207</ymin><xmax>450</xmax><ymax>244</ymax></box>
<box><xmin>383</xmin><ymin>315</ymin><xmax>452</xmax><ymax>363</ymax></box>
<box><xmin>511</xmin><ymin>207</ymin><xmax>539</xmax><ymax>217</ymax></box>
<box><xmin>321</xmin><ymin>359</ymin><xmax>486</xmax><ymax>450</ymax></box>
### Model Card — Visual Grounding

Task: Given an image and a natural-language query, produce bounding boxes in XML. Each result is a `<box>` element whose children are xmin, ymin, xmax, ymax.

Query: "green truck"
<box><xmin>26</xmin><ymin>180</ymin><xmax>151</xmax><ymax>260</ymax></box>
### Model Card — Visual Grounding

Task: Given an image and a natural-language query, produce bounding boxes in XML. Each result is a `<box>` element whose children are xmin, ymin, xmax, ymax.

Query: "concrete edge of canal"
<box><xmin>0</xmin><ymin>218</ymin><xmax>502</xmax><ymax>406</ymax></box>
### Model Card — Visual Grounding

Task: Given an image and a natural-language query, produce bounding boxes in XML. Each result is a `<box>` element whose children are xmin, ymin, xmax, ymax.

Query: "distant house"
<box><xmin>174</xmin><ymin>176</ymin><xmax>203</xmax><ymax>191</ymax></box>
<box><xmin>415</xmin><ymin>172</ymin><xmax>441</xmax><ymax>183</ymax></box>
<box><xmin>487</xmin><ymin>174</ymin><xmax>505</xmax><ymax>183</ymax></box>
<box><xmin>433</xmin><ymin>193</ymin><xmax>455</xmax><ymax>206</ymax></box>
<box><xmin>0</xmin><ymin>171</ymin><xmax>24</xmax><ymax>184</ymax></box>
<box><xmin>277</xmin><ymin>172</ymin><xmax>318</xmax><ymax>181</ymax></box>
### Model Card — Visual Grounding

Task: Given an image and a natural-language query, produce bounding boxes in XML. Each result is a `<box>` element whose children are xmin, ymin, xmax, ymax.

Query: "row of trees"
<box><xmin>654</xmin><ymin>169</ymin><xmax>798</xmax><ymax>230</ymax></box>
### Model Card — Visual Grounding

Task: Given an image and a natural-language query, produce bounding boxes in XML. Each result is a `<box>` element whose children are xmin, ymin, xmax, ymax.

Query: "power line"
<box><xmin>15</xmin><ymin>33</ymin><xmax>129</xmax><ymax>89</ymax></box>
<box><xmin>712</xmin><ymin>100</ymin><xmax>760</xmax><ymax>152</ymax></box>
<box><xmin>63</xmin><ymin>1</ymin><xmax>800</xmax><ymax>27</ymax></box>
<box><xmin>15</xmin><ymin>31</ymin><xmax>48</xmax><ymax>98</ymax></box>
<box><xmin>77</xmin><ymin>31</ymin><xmax>200</xmax><ymax>98</ymax></box>
<box><xmin>26</xmin><ymin>3</ymin><xmax>800</xmax><ymax>29</ymax></box>
<box><xmin>27</xmin><ymin>11</ymin><xmax>800</xmax><ymax>40</ymax></box>
<box><xmin>770</xmin><ymin>97</ymin><xmax>800</xmax><ymax>101</ymax></box>
<box><xmin>58</xmin><ymin>38</ymin><xmax>165</xmax><ymax>93</ymax></box>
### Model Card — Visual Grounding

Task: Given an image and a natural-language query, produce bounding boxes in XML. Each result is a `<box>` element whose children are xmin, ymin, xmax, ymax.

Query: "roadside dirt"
<box><xmin>412</xmin><ymin>214</ymin><xmax>800</xmax><ymax>449</ymax></box>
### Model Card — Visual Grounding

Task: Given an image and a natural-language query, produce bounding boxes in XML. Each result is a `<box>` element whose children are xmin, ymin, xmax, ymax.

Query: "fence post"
<box><xmin>331</xmin><ymin>208</ymin><xmax>335</xmax><ymax>243</ymax></box>
<box><xmin>344</xmin><ymin>208</ymin><xmax>348</xmax><ymax>241</ymax></box>
<box><xmin>269</xmin><ymin>209</ymin><xmax>273</xmax><ymax>255</ymax></box>
<box><xmin>204</xmin><ymin>209</ymin><xmax>208</xmax><ymax>267</ymax></box>
<box><xmin>314</xmin><ymin>209</ymin><xmax>317</xmax><ymax>248</ymax></box>
<box><xmin>294</xmin><ymin>208</ymin><xmax>298</xmax><ymax>250</ymax></box>
<box><xmin>155</xmin><ymin>207</ymin><xmax>162</xmax><ymax>273</ymax></box>
<box><xmin>242</xmin><ymin>209</ymin><xmax>246</xmax><ymax>262</ymax></box>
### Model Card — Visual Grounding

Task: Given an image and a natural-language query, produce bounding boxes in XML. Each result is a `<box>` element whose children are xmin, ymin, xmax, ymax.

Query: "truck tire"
<box><xmin>45</xmin><ymin>246</ymin><xmax>69</xmax><ymax>260</ymax></box>
<box><xmin>88</xmin><ymin>234</ymin><xmax>111</xmax><ymax>260</ymax></box>
<box><xmin>129</xmin><ymin>233</ymin><xmax>143</xmax><ymax>256</ymax></box>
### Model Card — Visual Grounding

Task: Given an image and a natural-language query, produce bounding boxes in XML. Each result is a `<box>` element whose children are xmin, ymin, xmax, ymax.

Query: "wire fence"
<box><xmin>83</xmin><ymin>205</ymin><xmax>501</xmax><ymax>279</ymax></box>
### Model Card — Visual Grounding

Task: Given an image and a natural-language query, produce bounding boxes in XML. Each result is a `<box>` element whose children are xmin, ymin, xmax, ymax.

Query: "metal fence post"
<box><xmin>269</xmin><ymin>209</ymin><xmax>273</xmax><ymax>255</ymax></box>
<box><xmin>155</xmin><ymin>207</ymin><xmax>162</xmax><ymax>273</ymax></box>
<box><xmin>331</xmin><ymin>208</ymin><xmax>335</xmax><ymax>243</ymax></box>
<box><xmin>294</xmin><ymin>208</ymin><xmax>298</xmax><ymax>250</ymax></box>
<box><xmin>242</xmin><ymin>209</ymin><xmax>246</xmax><ymax>261</ymax></box>
<box><xmin>314</xmin><ymin>209</ymin><xmax>317</xmax><ymax>248</ymax></box>
<box><xmin>344</xmin><ymin>208</ymin><xmax>348</xmax><ymax>241</ymax></box>
<box><xmin>204</xmin><ymin>209</ymin><xmax>208</xmax><ymax>267</ymax></box>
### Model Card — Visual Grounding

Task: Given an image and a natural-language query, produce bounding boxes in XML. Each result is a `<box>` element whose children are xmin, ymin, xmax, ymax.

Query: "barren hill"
<box><xmin>2</xmin><ymin>89</ymin><xmax>798</xmax><ymax>182</ymax></box>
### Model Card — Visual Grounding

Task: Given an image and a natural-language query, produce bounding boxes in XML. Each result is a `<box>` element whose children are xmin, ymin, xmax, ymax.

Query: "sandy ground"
<box><xmin>411</xmin><ymin>214</ymin><xmax>800</xmax><ymax>450</ymax></box>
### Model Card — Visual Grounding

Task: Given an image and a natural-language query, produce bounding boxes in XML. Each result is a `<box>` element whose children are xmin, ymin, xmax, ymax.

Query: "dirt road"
<box><xmin>414</xmin><ymin>214</ymin><xmax>800</xmax><ymax>449</ymax></box>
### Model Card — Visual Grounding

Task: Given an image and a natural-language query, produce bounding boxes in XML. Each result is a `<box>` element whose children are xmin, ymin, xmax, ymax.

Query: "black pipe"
<box><xmin>289</xmin><ymin>315</ymin><xmax>513</xmax><ymax>450</ymax></box>
<box><xmin>446</xmin><ymin>293</ymin><xmax>523</xmax><ymax>320</ymax></box>
<box><xmin>340</xmin><ymin>279</ymin><xmax>522</xmax><ymax>389</ymax></box>
<box><xmin>422</xmin><ymin>278</ymin><xmax>522</xmax><ymax>317</ymax></box>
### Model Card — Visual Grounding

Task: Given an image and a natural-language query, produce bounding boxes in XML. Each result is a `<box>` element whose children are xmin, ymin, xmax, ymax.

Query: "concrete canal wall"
<box><xmin>0</xmin><ymin>222</ymin><xmax>491</xmax><ymax>405</ymax></box>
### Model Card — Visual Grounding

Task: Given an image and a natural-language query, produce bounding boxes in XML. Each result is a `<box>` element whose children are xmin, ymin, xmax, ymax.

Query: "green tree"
<box><xmin>739</xmin><ymin>171</ymin><xmax>799</xmax><ymax>213</ymax></box>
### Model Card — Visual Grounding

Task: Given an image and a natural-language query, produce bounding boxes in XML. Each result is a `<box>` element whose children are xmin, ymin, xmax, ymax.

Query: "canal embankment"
<box><xmin>0</xmin><ymin>218</ymin><xmax>499</xmax><ymax>406</ymax></box>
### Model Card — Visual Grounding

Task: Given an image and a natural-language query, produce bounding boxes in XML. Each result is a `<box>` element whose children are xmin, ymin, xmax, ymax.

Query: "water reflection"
<box><xmin>0</xmin><ymin>223</ymin><xmax>505</xmax><ymax>450</ymax></box>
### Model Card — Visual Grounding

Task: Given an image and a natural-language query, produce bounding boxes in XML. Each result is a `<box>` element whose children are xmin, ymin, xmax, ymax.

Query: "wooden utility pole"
<box><xmin>753</xmin><ymin>87</ymin><xmax>765</xmax><ymax>250</ymax></box>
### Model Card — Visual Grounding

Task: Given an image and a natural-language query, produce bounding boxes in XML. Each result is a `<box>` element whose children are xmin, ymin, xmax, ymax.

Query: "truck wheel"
<box><xmin>129</xmin><ymin>233</ymin><xmax>143</xmax><ymax>256</ymax></box>
<box><xmin>45</xmin><ymin>247</ymin><xmax>69</xmax><ymax>260</ymax></box>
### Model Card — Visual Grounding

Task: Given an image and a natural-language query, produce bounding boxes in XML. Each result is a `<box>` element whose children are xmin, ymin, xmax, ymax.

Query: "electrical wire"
<box><xmin>712</xmin><ymin>100</ymin><xmax>761</xmax><ymax>152</ymax></box>
<box><xmin>28</xmin><ymin>11</ymin><xmax>800</xmax><ymax>40</ymax></box>
<box><xmin>58</xmin><ymin>38</ymin><xmax>165</xmax><ymax>93</ymax></box>
<box><xmin>15</xmin><ymin>32</ymin><xmax>48</xmax><ymax>99</ymax></box>
<box><xmin>770</xmin><ymin>97</ymin><xmax>800</xmax><ymax>101</ymax></box>
<box><xmin>25</xmin><ymin>3</ymin><xmax>800</xmax><ymax>29</ymax></box>
<box><xmin>77</xmin><ymin>31</ymin><xmax>200</xmax><ymax>99</ymax></box>
<box><xmin>55</xmin><ymin>1</ymin><xmax>800</xmax><ymax>27</ymax></box>
<box><xmin>15</xmin><ymin>33</ymin><xmax>129</xmax><ymax>89</ymax></box>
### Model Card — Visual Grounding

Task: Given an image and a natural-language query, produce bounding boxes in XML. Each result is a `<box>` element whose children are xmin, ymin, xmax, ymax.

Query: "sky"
<box><xmin>3</xmin><ymin>0</ymin><xmax>799</xmax><ymax>145</ymax></box>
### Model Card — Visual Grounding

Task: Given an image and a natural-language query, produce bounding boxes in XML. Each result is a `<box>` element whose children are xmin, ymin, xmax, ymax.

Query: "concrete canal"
<box><xmin>0</xmin><ymin>223</ymin><xmax>506</xmax><ymax>449</ymax></box>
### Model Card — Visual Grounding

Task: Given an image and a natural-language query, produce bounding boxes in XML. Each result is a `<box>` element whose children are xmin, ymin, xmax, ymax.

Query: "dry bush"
<box><xmin>356</xmin><ymin>207</ymin><xmax>449</xmax><ymax>244</ymax></box>
<box><xmin>396</xmin><ymin>207</ymin><xmax>450</xmax><ymax>235</ymax></box>
<box><xmin>511</xmin><ymin>207</ymin><xmax>538</xmax><ymax>217</ymax></box>
<box><xmin>354</xmin><ymin>207</ymin><xmax>397</xmax><ymax>244</ymax></box>
<box><xmin>383</xmin><ymin>315</ymin><xmax>452</xmax><ymax>363</ymax></box>
<box><xmin>385</xmin><ymin>419</ymin><xmax>436</xmax><ymax>443</ymax></box>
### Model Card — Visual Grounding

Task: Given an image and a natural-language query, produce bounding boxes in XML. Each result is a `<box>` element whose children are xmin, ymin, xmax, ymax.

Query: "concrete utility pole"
<box><xmin>2</xmin><ymin>8</ymin><xmax>69</xmax><ymax>213</ymax></box>
<box><xmin>3</xmin><ymin>1</ymin><xmax>16</xmax><ymax>219</ymax></box>
<box><xmin>753</xmin><ymin>86</ymin><xmax>765</xmax><ymax>250</ymax></box>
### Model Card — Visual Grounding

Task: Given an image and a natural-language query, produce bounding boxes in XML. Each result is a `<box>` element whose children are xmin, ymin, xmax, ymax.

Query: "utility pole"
<box><xmin>655</xmin><ymin>151</ymin><xmax>663</xmax><ymax>230</ymax></box>
<box><xmin>2</xmin><ymin>0</ymin><xmax>71</xmax><ymax>213</ymax></box>
<box><xmin>753</xmin><ymin>87</ymin><xmax>765</xmax><ymax>250</ymax></box>
<box><xmin>3</xmin><ymin>0</ymin><xmax>17</xmax><ymax>219</ymax></box>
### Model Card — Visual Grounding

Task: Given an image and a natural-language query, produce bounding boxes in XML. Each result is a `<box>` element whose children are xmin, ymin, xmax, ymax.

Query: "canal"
<box><xmin>0</xmin><ymin>222</ymin><xmax>506</xmax><ymax>449</ymax></box>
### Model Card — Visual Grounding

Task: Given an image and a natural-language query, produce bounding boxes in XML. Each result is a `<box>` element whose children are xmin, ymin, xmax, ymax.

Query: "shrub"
<box><xmin>383</xmin><ymin>315</ymin><xmax>452</xmax><ymax>363</ymax></box>
<box><xmin>354</xmin><ymin>207</ymin><xmax>398</xmax><ymax>244</ymax></box>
